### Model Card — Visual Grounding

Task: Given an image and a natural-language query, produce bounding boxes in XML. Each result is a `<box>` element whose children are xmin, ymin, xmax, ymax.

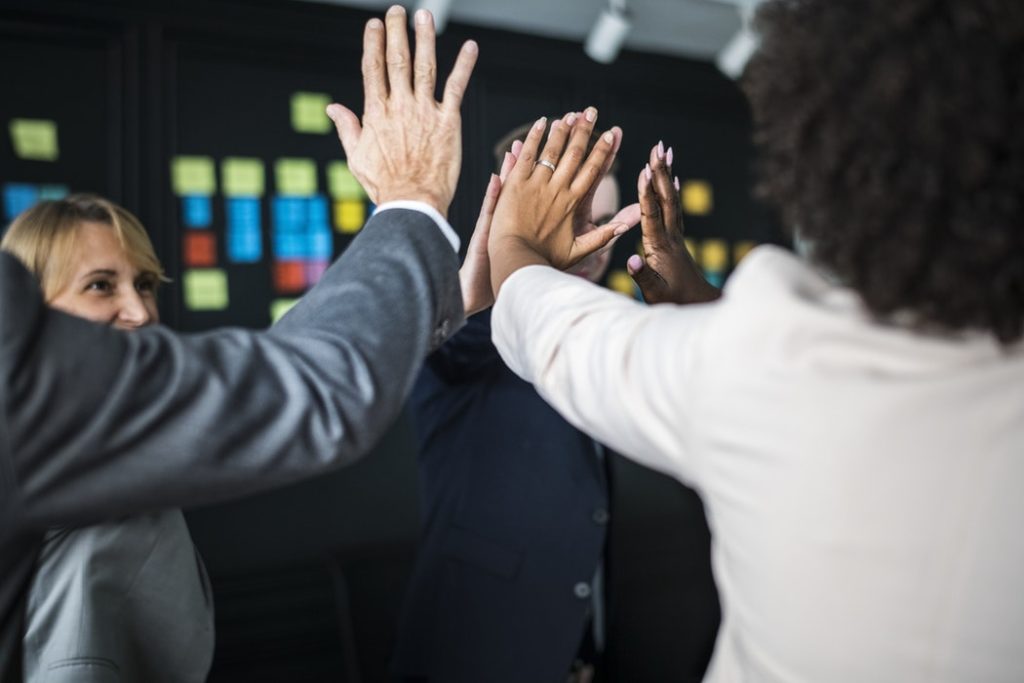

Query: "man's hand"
<box><xmin>488</xmin><ymin>108</ymin><xmax>637</xmax><ymax>296</ymax></box>
<box><xmin>628</xmin><ymin>142</ymin><xmax>720</xmax><ymax>304</ymax></box>
<box><xmin>459</xmin><ymin>145</ymin><xmax>518</xmax><ymax>316</ymax></box>
<box><xmin>326</xmin><ymin>6</ymin><xmax>478</xmax><ymax>217</ymax></box>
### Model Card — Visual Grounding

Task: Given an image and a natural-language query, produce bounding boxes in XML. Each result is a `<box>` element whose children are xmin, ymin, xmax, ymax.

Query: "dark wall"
<box><xmin>1</xmin><ymin>1</ymin><xmax>781</xmax><ymax>680</ymax></box>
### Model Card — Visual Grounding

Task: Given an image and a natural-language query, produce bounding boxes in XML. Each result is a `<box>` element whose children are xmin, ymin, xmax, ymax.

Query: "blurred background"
<box><xmin>1</xmin><ymin>0</ymin><xmax>784</xmax><ymax>680</ymax></box>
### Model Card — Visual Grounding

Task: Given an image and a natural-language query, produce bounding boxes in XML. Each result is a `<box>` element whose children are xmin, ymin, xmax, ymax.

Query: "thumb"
<box><xmin>627</xmin><ymin>254</ymin><xmax>667</xmax><ymax>303</ymax></box>
<box><xmin>326</xmin><ymin>103</ymin><xmax>361</xmax><ymax>159</ymax></box>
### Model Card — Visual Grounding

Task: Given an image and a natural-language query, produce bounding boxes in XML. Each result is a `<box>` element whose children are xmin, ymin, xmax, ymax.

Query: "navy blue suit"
<box><xmin>393</xmin><ymin>310</ymin><xmax>608</xmax><ymax>683</ymax></box>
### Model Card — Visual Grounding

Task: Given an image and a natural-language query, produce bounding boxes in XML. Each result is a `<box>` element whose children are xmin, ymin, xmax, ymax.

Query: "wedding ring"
<box><xmin>536</xmin><ymin>159</ymin><xmax>557</xmax><ymax>172</ymax></box>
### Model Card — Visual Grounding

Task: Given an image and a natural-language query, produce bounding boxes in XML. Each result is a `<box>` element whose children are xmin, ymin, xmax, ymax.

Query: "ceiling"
<box><xmin>297</xmin><ymin>0</ymin><xmax>746</xmax><ymax>62</ymax></box>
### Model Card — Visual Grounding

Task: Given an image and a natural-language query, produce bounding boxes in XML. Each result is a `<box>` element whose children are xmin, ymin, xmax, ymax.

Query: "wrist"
<box><xmin>376</xmin><ymin>188</ymin><xmax>450</xmax><ymax>218</ymax></box>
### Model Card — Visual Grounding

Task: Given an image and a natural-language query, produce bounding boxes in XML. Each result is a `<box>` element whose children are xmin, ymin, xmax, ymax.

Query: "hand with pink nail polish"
<box><xmin>628</xmin><ymin>142</ymin><xmax>720</xmax><ymax>305</ymax></box>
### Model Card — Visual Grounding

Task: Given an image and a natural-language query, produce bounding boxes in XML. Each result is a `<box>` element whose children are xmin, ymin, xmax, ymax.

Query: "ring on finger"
<box><xmin>536</xmin><ymin>159</ymin><xmax>557</xmax><ymax>172</ymax></box>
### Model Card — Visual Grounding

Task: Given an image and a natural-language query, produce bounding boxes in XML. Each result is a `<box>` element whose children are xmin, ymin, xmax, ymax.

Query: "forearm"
<box><xmin>489</xmin><ymin>234</ymin><xmax>550</xmax><ymax>298</ymax></box>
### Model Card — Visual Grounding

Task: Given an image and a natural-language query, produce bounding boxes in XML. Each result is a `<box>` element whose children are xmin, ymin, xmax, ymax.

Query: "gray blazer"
<box><xmin>0</xmin><ymin>208</ymin><xmax>463</xmax><ymax>681</ymax></box>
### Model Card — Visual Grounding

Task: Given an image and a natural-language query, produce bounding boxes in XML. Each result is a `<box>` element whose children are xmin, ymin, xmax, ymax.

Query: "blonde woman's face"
<box><xmin>49</xmin><ymin>221</ymin><xmax>160</xmax><ymax>330</ymax></box>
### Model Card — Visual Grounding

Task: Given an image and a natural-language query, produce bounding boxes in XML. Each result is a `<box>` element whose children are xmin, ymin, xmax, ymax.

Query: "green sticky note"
<box><xmin>9</xmin><ymin>119</ymin><xmax>59</xmax><ymax>161</ymax></box>
<box><xmin>171</xmin><ymin>156</ymin><xmax>216</xmax><ymax>196</ymax></box>
<box><xmin>270</xmin><ymin>298</ymin><xmax>299</xmax><ymax>325</ymax></box>
<box><xmin>38</xmin><ymin>184</ymin><xmax>69</xmax><ymax>201</ymax></box>
<box><xmin>275</xmin><ymin>158</ymin><xmax>317</xmax><ymax>196</ymax></box>
<box><xmin>184</xmin><ymin>269</ymin><xmax>229</xmax><ymax>311</ymax></box>
<box><xmin>326</xmin><ymin>161</ymin><xmax>367</xmax><ymax>200</ymax></box>
<box><xmin>222</xmin><ymin>157</ymin><xmax>265</xmax><ymax>197</ymax></box>
<box><xmin>290</xmin><ymin>92</ymin><xmax>333</xmax><ymax>134</ymax></box>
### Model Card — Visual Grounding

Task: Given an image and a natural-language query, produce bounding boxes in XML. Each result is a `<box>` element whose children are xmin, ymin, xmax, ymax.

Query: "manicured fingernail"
<box><xmin>566</xmin><ymin>112</ymin><xmax>578</xmax><ymax>126</ymax></box>
<box><xmin>511</xmin><ymin>139</ymin><xmax>523</xmax><ymax>155</ymax></box>
<box><xmin>674</xmin><ymin>176</ymin><xmax>681</xmax><ymax>191</ymax></box>
<box><xmin>325</xmin><ymin>104</ymin><xmax>338</xmax><ymax>120</ymax></box>
<box><xmin>387</xmin><ymin>5</ymin><xmax>404</xmax><ymax>17</ymax></box>
<box><xmin>657</xmin><ymin>140</ymin><xmax>665</xmax><ymax>160</ymax></box>
<box><xmin>666</xmin><ymin>146</ymin><xmax>674</xmax><ymax>167</ymax></box>
<box><xmin>464</xmin><ymin>40</ymin><xmax>478</xmax><ymax>55</ymax></box>
<box><xmin>415</xmin><ymin>8</ymin><xmax>429</xmax><ymax>24</ymax></box>
<box><xmin>534</xmin><ymin>116</ymin><xmax>547</xmax><ymax>130</ymax></box>
<box><xmin>644</xmin><ymin>163</ymin><xmax>652</xmax><ymax>181</ymax></box>
<box><xmin>603</xmin><ymin>131</ymin><xmax>614</xmax><ymax>143</ymax></box>
<box><xmin>585</xmin><ymin>107</ymin><xmax>597</xmax><ymax>122</ymax></box>
<box><xmin>367</xmin><ymin>18</ymin><xmax>383</xmax><ymax>29</ymax></box>
<box><xmin>627</xmin><ymin>254</ymin><xmax>643</xmax><ymax>272</ymax></box>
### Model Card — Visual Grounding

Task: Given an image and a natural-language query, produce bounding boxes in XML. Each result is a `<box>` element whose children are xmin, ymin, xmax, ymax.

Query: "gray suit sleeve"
<box><xmin>1</xmin><ymin>208</ymin><xmax>463</xmax><ymax>532</ymax></box>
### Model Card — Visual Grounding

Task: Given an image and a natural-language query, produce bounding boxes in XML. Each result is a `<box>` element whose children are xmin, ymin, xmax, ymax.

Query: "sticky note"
<box><xmin>681</xmin><ymin>180</ymin><xmax>713</xmax><ymax>216</ymax></box>
<box><xmin>183</xmin><ymin>232</ymin><xmax>218</xmax><ymax>267</ymax></box>
<box><xmin>309</xmin><ymin>227</ymin><xmax>333</xmax><ymax>261</ymax></box>
<box><xmin>275</xmin><ymin>158</ymin><xmax>317</xmax><ymax>196</ymax></box>
<box><xmin>308</xmin><ymin>196</ymin><xmax>330</xmax><ymax>229</ymax></box>
<box><xmin>38</xmin><ymin>184</ymin><xmax>68</xmax><ymax>201</ymax></box>
<box><xmin>700</xmin><ymin>239</ymin><xmax>729</xmax><ymax>272</ymax></box>
<box><xmin>3</xmin><ymin>183</ymin><xmax>39</xmax><ymax>220</ymax></box>
<box><xmin>304</xmin><ymin>259</ymin><xmax>329</xmax><ymax>286</ymax></box>
<box><xmin>222</xmin><ymin>158</ymin><xmax>265</xmax><ymax>197</ymax></box>
<box><xmin>227</xmin><ymin>228</ymin><xmax>262</xmax><ymax>263</ymax></box>
<box><xmin>172</xmin><ymin>156</ymin><xmax>216</xmax><ymax>196</ymax></box>
<box><xmin>270</xmin><ymin>298</ymin><xmax>299</xmax><ymax>324</ymax></box>
<box><xmin>734</xmin><ymin>240</ymin><xmax>757</xmax><ymax>264</ymax></box>
<box><xmin>607</xmin><ymin>270</ymin><xmax>638</xmax><ymax>298</ymax></box>
<box><xmin>9</xmin><ymin>119</ymin><xmax>58</xmax><ymax>161</ymax></box>
<box><xmin>326</xmin><ymin>161</ymin><xmax>367</xmax><ymax>200</ymax></box>
<box><xmin>290</xmin><ymin>92</ymin><xmax>333</xmax><ymax>134</ymax></box>
<box><xmin>183</xmin><ymin>269</ymin><xmax>229</xmax><ymax>311</ymax></box>
<box><xmin>182</xmin><ymin>195</ymin><xmax>212</xmax><ymax>228</ymax></box>
<box><xmin>335</xmin><ymin>200</ymin><xmax>365</xmax><ymax>233</ymax></box>
<box><xmin>273</xmin><ymin>261</ymin><xmax>306</xmax><ymax>293</ymax></box>
<box><xmin>273</xmin><ymin>196</ymin><xmax>307</xmax><ymax>230</ymax></box>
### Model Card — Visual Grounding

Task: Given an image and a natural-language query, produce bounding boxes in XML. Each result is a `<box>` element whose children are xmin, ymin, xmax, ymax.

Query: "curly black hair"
<box><xmin>742</xmin><ymin>0</ymin><xmax>1024</xmax><ymax>343</ymax></box>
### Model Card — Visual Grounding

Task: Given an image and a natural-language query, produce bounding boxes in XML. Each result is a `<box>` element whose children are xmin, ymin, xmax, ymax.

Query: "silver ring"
<box><xmin>536</xmin><ymin>159</ymin><xmax>557</xmax><ymax>172</ymax></box>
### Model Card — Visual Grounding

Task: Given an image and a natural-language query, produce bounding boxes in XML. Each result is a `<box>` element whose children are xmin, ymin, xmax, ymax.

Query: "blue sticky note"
<box><xmin>227</xmin><ymin>198</ymin><xmax>261</xmax><ymax>231</ymax></box>
<box><xmin>182</xmin><ymin>195</ymin><xmax>212</xmax><ymax>229</ymax></box>
<box><xmin>272</xmin><ymin>196</ymin><xmax>307</xmax><ymax>231</ymax></box>
<box><xmin>3</xmin><ymin>183</ymin><xmax>39</xmax><ymax>221</ymax></box>
<box><xmin>273</xmin><ymin>229</ymin><xmax>306</xmax><ymax>259</ymax></box>
<box><xmin>308</xmin><ymin>195</ymin><xmax>329</xmax><ymax>230</ymax></box>
<box><xmin>308</xmin><ymin>227</ymin><xmax>333</xmax><ymax>260</ymax></box>
<box><xmin>227</xmin><ymin>228</ymin><xmax>262</xmax><ymax>263</ymax></box>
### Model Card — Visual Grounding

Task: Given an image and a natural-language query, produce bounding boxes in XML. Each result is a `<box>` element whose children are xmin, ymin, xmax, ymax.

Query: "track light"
<box><xmin>584</xmin><ymin>0</ymin><xmax>631</xmax><ymax>64</ymax></box>
<box><xmin>716</xmin><ymin>1</ymin><xmax>760</xmax><ymax>79</ymax></box>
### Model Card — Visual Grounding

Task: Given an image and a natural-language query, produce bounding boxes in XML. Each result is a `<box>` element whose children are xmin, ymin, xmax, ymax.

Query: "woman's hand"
<box><xmin>459</xmin><ymin>145</ymin><xmax>519</xmax><ymax>316</ymax></box>
<box><xmin>488</xmin><ymin>108</ymin><xmax>636</xmax><ymax>296</ymax></box>
<box><xmin>627</xmin><ymin>142</ymin><xmax>721</xmax><ymax>304</ymax></box>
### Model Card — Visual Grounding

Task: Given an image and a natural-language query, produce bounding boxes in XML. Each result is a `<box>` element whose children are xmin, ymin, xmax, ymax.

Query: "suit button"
<box><xmin>592</xmin><ymin>508</ymin><xmax>609</xmax><ymax>525</ymax></box>
<box><xmin>574</xmin><ymin>582</ymin><xmax>592</xmax><ymax>599</ymax></box>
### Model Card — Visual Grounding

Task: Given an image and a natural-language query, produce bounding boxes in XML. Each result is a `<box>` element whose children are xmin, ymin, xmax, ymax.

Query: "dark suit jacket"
<box><xmin>0</xmin><ymin>209</ymin><xmax>463</xmax><ymax>682</ymax></box>
<box><xmin>392</xmin><ymin>310</ymin><xmax>609</xmax><ymax>683</ymax></box>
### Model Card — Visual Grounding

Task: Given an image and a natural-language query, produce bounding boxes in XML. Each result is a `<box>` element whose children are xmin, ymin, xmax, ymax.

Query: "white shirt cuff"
<box><xmin>374</xmin><ymin>200</ymin><xmax>460</xmax><ymax>253</ymax></box>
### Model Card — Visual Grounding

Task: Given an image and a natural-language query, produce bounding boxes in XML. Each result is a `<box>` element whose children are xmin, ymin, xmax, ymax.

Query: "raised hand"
<box><xmin>488</xmin><ymin>108</ymin><xmax>637</xmax><ymax>295</ymax></box>
<box><xmin>325</xmin><ymin>5</ymin><xmax>478</xmax><ymax>217</ymax></box>
<box><xmin>628</xmin><ymin>142</ymin><xmax>720</xmax><ymax>304</ymax></box>
<box><xmin>459</xmin><ymin>146</ymin><xmax>518</xmax><ymax>316</ymax></box>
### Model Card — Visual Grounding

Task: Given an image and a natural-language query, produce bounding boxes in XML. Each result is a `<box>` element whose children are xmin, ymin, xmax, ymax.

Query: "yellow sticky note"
<box><xmin>9</xmin><ymin>119</ymin><xmax>59</xmax><ymax>161</ymax></box>
<box><xmin>270</xmin><ymin>298</ymin><xmax>299</xmax><ymax>324</ymax></box>
<box><xmin>222</xmin><ymin>157</ymin><xmax>265</xmax><ymax>197</ymax></box>
<box><xmin>607</xmin><ymin>270</ymin><xmax>637</xmax><ymax>297</ymax></box>
<box><xmin>326</xmin><ymin>161</ymin><xmax>367</xmax><ymax>200</ymax></box>
<box><xmin>682</xmin><ymin>180</ymin><xmax>713</xmax><ymax>215</ymax></box>
<box><xmin>335</xmin><ymin>200</ymin><xmax>365</xmax><ymax>233</ymax></box>
<box><xmin>275</xmin><ymin>158</ymin><xmax>317</xmax><ymax>196</ymax></box>
<box><xmin>734</xmin><ymin>240</ymin><xmax>758</xmax><ymax>264</ymax></box>
<box><xmin>290</xmin><ymin>92</ymin><xmax>333</xmax><ymax>134</ymax></box>
<box><xmin>172</xmin><ymin>156</ymin><xmax>216</xmax><ymax>196</ymax></box>
<box><xmin>701</xmin><ymin>239</ymin><xmax>729</xmax><ymax>272</ymax></box>
<box><xmin>183</xmin><ymin>269</ymin><xmax>229</xmax><ymax>310</ymax></box>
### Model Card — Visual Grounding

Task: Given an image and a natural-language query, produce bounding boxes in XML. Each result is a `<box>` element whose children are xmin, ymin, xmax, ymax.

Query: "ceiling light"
<box><xmin>584</xmin><ymin>0</ymin><xmax>631</xmax><ymax>64</ymax></box>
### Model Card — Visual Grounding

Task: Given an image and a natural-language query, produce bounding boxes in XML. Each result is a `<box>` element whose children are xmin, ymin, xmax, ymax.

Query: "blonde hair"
<box><xmin>0</xmin><ymin>193</ymin><xmax>166</xmax><ymax>301</ymax></box>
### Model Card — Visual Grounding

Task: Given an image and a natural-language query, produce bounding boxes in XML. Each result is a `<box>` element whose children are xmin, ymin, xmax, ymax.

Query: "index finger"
<box><xmin>362</xmin><ymin>18</ymin><xmax>387</xmax><ymax>108</ymax></box>
<box><xmin>441</xmin><ymin>40</ymin><xmax>479</xmax><ymax>113</ymax></box>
